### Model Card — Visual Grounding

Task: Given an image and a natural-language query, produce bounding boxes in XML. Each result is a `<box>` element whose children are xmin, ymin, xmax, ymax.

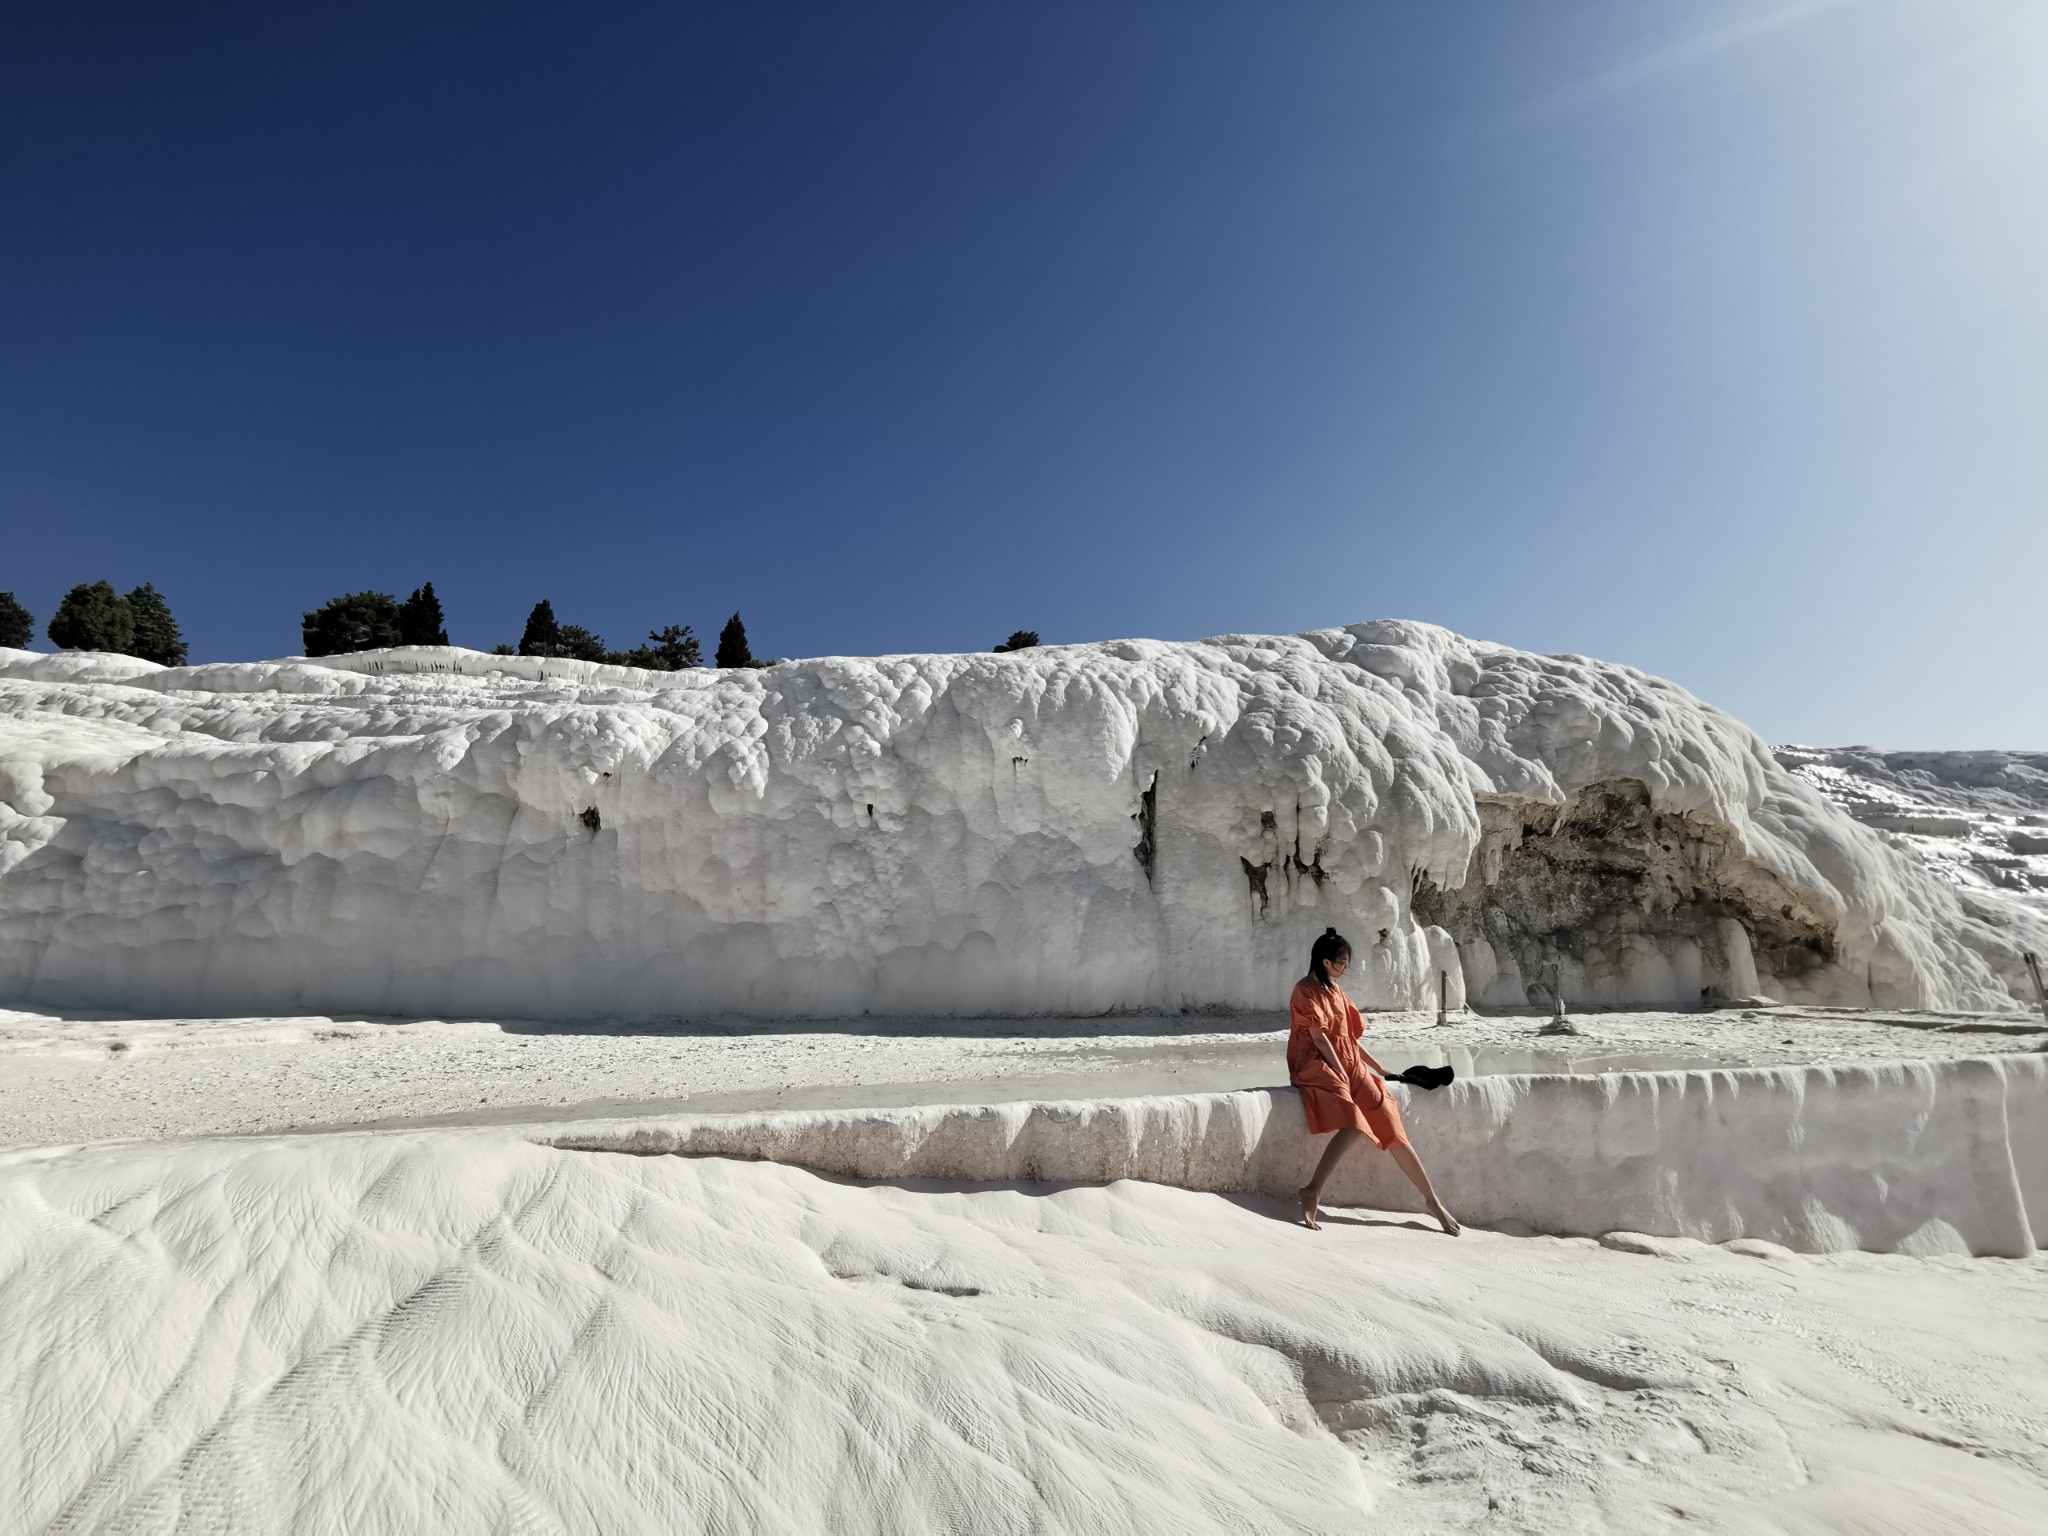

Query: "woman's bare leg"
<box><xmin>1296</xmin><ymin>1128</ymin><xmax>1363</xmax><ymax>1230</ymax></box>
<box><xmin>1388</xmin><ymin>1143</ymin><xmax>1460</xmax><ymax>1235</ymax></box>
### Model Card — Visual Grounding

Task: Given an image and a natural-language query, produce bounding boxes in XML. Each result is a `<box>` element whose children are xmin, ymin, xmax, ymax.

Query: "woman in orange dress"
<box><xmin>1290</xmin><ymin>927</ymin><xmax>1459</xmax><ymax>1234</ymax></box>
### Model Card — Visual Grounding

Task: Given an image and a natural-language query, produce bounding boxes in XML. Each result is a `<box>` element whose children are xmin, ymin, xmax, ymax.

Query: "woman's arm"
<box><xmin>1344</xmin><ymin>999</ymin><xmax>1387</xmax><ymax>1079</ymax></box>
<box><xmin>1310</xmin><ymin>1030</ymin><xmax>1346</xmax><ymax>1075</ymax></box>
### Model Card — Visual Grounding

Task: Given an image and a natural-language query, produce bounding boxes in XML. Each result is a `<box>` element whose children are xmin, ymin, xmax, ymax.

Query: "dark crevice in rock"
<box><xmin>1412</xmin><ymin>778</ymin><xmax>1837</xmax><ymax>1005</ymax></box>
<box><xmin>1133</xmin><ymin>770</ymin><xmax>1158</xmax><ymax>885</ymax></box>
<box><xmin>1291</xmin><ymin>802</ymin><xmax>1326</xmax><ymax>887</ymax></box>
<box><xmin>1242</xmin><ymin>856</ymin><xmax>1271</xmax><ymax>918</ymax></box>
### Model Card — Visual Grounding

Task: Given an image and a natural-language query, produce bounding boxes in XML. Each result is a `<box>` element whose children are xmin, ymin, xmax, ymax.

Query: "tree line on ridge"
<box><xmin>1</xmin><ymin>583</ymin><xmax>1041</xmax><ymax>669</ymax></box>
<box><xmin>0</xmin><ymin>583</ymin><xmax>187</xmax><ymax>665</ymax></box>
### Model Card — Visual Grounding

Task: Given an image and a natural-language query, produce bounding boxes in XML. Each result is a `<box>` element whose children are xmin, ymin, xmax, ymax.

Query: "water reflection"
<box><xmin>1402</xmin><ymin>1045</ymin><xmax>1729</xmax><ymax>1077</ymax></box>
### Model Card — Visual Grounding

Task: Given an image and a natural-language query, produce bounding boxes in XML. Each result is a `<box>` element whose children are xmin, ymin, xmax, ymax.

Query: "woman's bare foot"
<box><xmin>1296</xmin><ymin>1186</ymin><xmax>1322</xmax><ymax>1231</ymax></box>
<box><xmin>1387</xmin><ymin>1143</ymin><xmax>1459</xmax><ymax>1236</ymax></box>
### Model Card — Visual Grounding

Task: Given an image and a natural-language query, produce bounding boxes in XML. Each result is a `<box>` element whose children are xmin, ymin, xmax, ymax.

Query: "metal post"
<box><xmin>1553</xmin><ymin>987</ymin><xmax>1565</xmax><ymax>1023</ymax></box>
<box><xmin>1437</xmin><ymin>969</ymin><xmax>1448</xmax><ymax>1027</ymax></box>
<box><xmin>2025</xmin><ymin>952</ymin><xmax>2048</xmax><ymax>1024</ymax></box>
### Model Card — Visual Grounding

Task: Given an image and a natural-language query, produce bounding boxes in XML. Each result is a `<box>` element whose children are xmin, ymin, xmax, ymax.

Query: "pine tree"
<box><xmin>0</xmin><ymin>592</ymin><xmax>31</xmax><ymax>649</ymax></box>
<box><xmin>555</xmin><ymin>624</ymin><xmax>607</xmax><ymax>662</ymax></box>
<box><xmin>645</xmin><ymin>623</ymin><xmax>701</xmax><ymax>669</ymax></box>
<box><xmin>519</xmin><ymin>600</ymin><xmax>562</xmax><ymax>657</ymax></box>
<box><xmin>606</xmin><ymin>624</ymin><xmax>702</xmax><ymax>670</ymax></box>
<box><xmin>715</xmin><ymin>612</ymin><xmax>753</xmax><ymax>669</ymax></box>
<box><xmin>397</xmin><ymin>583</ymin><xmax>449</xmax><ymax>647</ymax></box>
<box><xmin>47</xmin><ymin>582</ymin><xmax>135</xmax><ymax>653</ymax></box>
<box><xmin>993</xmin><ymin>630</ymin><xmax>1040</xmax><ymax>653</ymax></box>
<box><xmin>301</xmin><ymin>592</ymin><xmax>401</xmax><ymax>656</ymax></box>
<box><xmin>124</xmin><ymin>584</ymin><xmax>188</xmax><ymax>666</ymax></box>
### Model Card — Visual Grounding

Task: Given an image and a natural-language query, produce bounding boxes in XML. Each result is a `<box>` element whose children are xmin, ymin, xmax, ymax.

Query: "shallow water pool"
<box><xmin>1393</xmin><ymin>1044</ymin><xmax>1735</xmax><ymax>1077</ymax></box>
<box><xmin>348</xmin><ymin>1036</ymin><xmax>1757</xmax><ymax>1133</ymax></box>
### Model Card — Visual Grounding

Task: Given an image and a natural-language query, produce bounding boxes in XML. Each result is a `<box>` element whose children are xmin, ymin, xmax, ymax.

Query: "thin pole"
<box><xmin>1437</xmin><ymin>969</ymin><xmax>1448</xmax><ymax>1027</ymax></box>
<box><xmin>2025</xmin><ymin>952</ymin><xmax>2048</xmax><ymax>1024</ymax></box>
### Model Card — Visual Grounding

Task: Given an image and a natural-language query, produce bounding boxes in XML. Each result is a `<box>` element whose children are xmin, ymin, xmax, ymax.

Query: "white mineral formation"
<box><xmin>1779</xmin><ymin>743</ymin><xmax>2048</xmax><ymax>914</ymax></box>
<box><xmin>537</xmin><ymin>1054</ymin><xmax>2048</xmax><ymax>1259</ymax></box>
<box><xmin>2</xmin><ymin>623</ymin><xmax>2041</xmax><ymax>1020</ymax></box>
<box><xmin>8</xmin><ymin>1129</ymin><xmax>2047</xmax><ymax>1532</ymax></box>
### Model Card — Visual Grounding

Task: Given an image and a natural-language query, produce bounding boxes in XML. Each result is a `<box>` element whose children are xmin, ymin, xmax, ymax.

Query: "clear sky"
<box><xmin>4</xmin><ymin>1</ymin><xmax>2043</xmax><ymax>747</ymax></box>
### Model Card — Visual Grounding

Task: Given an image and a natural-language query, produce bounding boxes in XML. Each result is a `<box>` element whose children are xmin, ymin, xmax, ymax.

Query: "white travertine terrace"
<box><xmin>7</xmin><ymin>628</ymin><xmax>2047</xmax><ymax>1531</ymax></box>
<box><xmin>534</xmin><ymin>1054</ymin><xmax>2047</xmax><ymax>1259</ymax></box>
<box><xmin>3</xmin><ymin>623</ymin><xmax>2042</xmax><ymax>1020</ymax></box>
<box><xmin>7</xmin><ymin>1092</ymin><xmax>2046</xmax><ymax>1533</ymax></box>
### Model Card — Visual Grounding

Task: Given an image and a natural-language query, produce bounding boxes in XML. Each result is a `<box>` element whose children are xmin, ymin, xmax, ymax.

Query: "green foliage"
<box><xmin>302</xmin><ymin>591</ymin><xmax>401</xmax><ymax>656</ymax></box>
<box><xmin>648</xmin><ymin>624</ymin><xmax>702</xmax><ymax>669</ymax></box>
<box><xmin>518</xmin><ymin>601</ymin><xmax>686</xmax><ymax>667</ymax></box>
<box><xmin>518</xmin><ymin>600</ymin><xmax>562</xmax><ymax>657</ymax></box>
<box><xmin>0</xmin><ymin>592</ymin><xmax>31</xmax><ymax>649</ymax></box>
<box><xmin>124</xmin><ymin>584</ymin><xmax>187</xmax><ymax>666</ymax></box>
<box><xmin>21</xmin><ymin>583</ymin><xmax>718</xmax><ymax>671</ymax></box>
<box><xmin>993</xmin><ymin>630</ymin><xmax>1040</xmax><ymax>653</ymax></box>
<box><xmin>397</xmin><ymin>583</ymin><xmax>449</xmax><ymax>647</ymax></box>
<box><xmin>48</xmin><ymin>582</ymin><xmax>135</xmax><ymax>653</ymax></box>
<box><xmin>715</xmin><ymin>612</ymin><xmax>754</xmax><ymax>669</ymax></box>
<box><xmin>606</xmin><ymin>624</ymin><xmax>701</xmax><ymax>671</ymax></box>
<box><xmin>554</xmin><ymin>624</ymin><xmax>607</xmax><ymax>663</ymax></box>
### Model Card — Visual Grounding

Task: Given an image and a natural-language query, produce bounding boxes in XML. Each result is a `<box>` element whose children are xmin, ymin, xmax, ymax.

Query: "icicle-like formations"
<box><xmin>0</xmin><ymin>622</ymin><xmax>2039</xmax><ymax>1019</ymax></box>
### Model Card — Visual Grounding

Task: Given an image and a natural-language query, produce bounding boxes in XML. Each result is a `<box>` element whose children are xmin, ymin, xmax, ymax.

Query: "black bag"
<box><xmin>1386</xmin><ymin>1064</ymin><xmax>1454</xmax><ymax>1091</ymax></box>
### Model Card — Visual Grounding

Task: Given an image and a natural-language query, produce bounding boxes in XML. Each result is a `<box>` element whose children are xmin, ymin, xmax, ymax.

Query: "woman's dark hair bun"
<box><xmin>1309</xmin><ymin>926</ymin><xmax>1352</xmax><ymax>988</ymax></box>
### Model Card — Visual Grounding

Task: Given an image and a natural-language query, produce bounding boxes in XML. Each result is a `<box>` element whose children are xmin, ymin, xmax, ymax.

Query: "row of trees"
<box><xmin>0</xmin><ymin>583</ymin><xmax>187</xmax><ymax>665</ymax></box>
<box><xmin>6</xmin><ymin>580</ymin><xmax>1037</xmax><ymax>669</ymax></box>
<box><xmin>301</xmin><ymin>585</ymin><xmax>450</xmax><ymax>656</ymax></box>
<box><xmin>503</xmin><ymin>605</ymin><xmax>802</xmax><ymax>669</ymax></box>
<box><xmin>302</xmin><ymin>594</ymin><xmax>1028</xmax><ymax>666</ymax></box>
<box><xmin>507</xmin><ymin>599</ymin><xmax>705</xmax><ymax>669</ymax></box>
<box><xmin>303</xmin><ymin>587</ymin><xmax>723</xmax><ymax>670</ymax></box>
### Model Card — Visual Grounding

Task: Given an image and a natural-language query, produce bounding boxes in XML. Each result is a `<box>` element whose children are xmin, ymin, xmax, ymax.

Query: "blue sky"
<box><xmin>3</xmin><ymin>0</ymin><xmax>2042</xmax><ymax>746</ymax></box>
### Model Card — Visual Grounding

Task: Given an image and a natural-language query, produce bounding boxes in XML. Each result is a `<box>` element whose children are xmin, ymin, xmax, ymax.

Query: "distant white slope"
<box><xmin>1778</xmin><ymin>745</ymin><xmax>2048</xmax><ymax>916</ymax></box>
<box><xmin>1</xmin><ymin>624</ymin><xmax>2040</xmax><ymax>1019</ymax></box>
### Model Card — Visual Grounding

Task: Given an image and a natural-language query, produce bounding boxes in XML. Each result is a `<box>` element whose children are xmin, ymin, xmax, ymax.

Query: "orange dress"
<box><xmin>1288</xmin><ymin>979</ymin><xmax>1408</xmax><ymax>1149</ymax></box>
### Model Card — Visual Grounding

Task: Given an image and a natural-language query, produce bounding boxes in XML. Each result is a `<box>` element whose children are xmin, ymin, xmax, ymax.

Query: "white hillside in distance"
<box><xmin>0</xmin><ymin>621</ymin><xmax>2040</xmax><ymax>1021</ymax></box>
<box><xmin>1776</xmin><ymin>744</ymin><xmax>2048</xmax><ymax>916</ymax></box>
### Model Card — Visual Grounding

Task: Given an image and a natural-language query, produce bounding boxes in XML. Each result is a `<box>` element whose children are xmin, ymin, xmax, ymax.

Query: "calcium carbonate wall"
<box><xmin>534</xmin><ymin>1054</ymin><xmax>2047</xmax><ymax>1257</ymax></box>
<box><xmin>3</xmin><ymin>623</ymin><xmax>2041</xmax><ymax>1020</ymax></box>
